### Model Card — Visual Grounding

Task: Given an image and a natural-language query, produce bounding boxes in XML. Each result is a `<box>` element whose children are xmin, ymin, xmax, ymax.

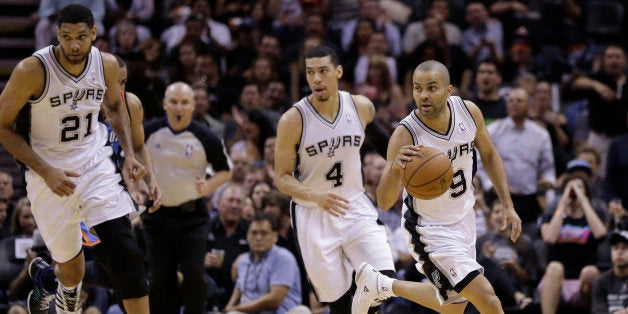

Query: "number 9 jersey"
<box><xmin>293</xmin><ymin>91</ymin><xmax>365</xmax><ymax>208</ymax></box>
<box><xmin>19</xmin><ymin>46</ymin><xmax>108</xmax><ymax>171</ymax></box>
<box><xmin>399</xmin><ymin>96</ymin><xmax>477</xmax><ymax>225</ymax></box>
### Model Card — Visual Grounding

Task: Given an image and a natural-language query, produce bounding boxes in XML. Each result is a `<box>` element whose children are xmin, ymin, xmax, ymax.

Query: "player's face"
<box><xmin>247</xmin><ymin>220</ymin><xmax>278</xmax><ymax>256</ymax></box>
<box><xmin>118</xmin><ymin>65</ymin><xmax>128</xmax><ymax>89</ymax></box>
<box><xmin>611</xmin><ymin>242</ymin><xmax>628</xmax><ymax>268</ymax></box>
<box><xmin>412</xmin><ymin>70</ymin><xmax>452</xmax><ymax>118</ymax></box>
<box><xmin>56</xmin><ymin>23</ymin><xmax>97</xmax><ymax>65</ymax></box>
<box><xmin>305</xmin><ymin>56</ymin><xmax>342</xmax><ymax>103</ymax></box>
<box><xmin>163</xmin><ymin>85</ymin><xmax>195</xmax><ymax>129</ymax></box>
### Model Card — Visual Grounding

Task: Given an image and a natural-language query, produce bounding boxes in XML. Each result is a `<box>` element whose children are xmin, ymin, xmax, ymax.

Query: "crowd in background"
<box><xmin>0</xmin><ymin>0</ymin><xmax>627</xmax><ymax>313</ymax></box>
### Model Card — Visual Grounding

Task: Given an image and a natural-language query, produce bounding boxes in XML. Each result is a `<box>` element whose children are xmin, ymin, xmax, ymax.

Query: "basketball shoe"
<box><xmin>27</xmin><ymin>257</ymin><xmax>55</xmax><ymax>314</ymax></box>
<box><xmin>352</xmin><ymin>262</ymin><xmax>392</xmax><ymax>314</ymax></box>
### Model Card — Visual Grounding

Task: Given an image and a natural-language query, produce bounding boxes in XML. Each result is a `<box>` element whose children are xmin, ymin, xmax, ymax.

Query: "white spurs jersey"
<box><xmin>400</xmin><ymin>96</ymin><xmax>477</xmax><ymax>225</ymax></box>
<box><xmin>293</xmin><ymin>91</ymin><xmax>365</xmax><ymax>207</ymax></box>
<box><xmin>24</xmin><ymin>46</ymin><xmax>109</xmax><ymax>171</ymax></box>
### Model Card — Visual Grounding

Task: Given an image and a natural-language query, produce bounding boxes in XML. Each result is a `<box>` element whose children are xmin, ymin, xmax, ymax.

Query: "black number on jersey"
<box><xmin>325</xmin><ymin>162</ymin><xmax>343</xmax><ymax>187</ymax></box>
<box><xmin>60</xmin><ymin>112</ymin><xmax>94</xmax><ymax>142</ymax></box>
<box><xmin>450</xmin><ymin>169</ymin><xmax>466</xmax><ymax>198</ymax></box>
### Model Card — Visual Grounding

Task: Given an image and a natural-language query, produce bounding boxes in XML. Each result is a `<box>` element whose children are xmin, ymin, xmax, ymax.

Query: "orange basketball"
<box><xmin>402</xmin><ymin>146</ymin><xmax>453</xmax><ymax>200</ymax></box>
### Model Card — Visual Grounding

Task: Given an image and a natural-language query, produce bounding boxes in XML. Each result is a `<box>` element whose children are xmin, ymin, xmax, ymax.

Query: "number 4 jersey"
<box><xmin>399</xmin><ymin>96</ymin><xmax>477</xmax><ymax>225</ymax></box>
<box><xmin>293</xmin><ymin>91</ymin><xmax>365</xmax><ymax>207</ymax></box>
<box><xmin>18</xmin><ymin>46</ymin><xmax>109</xmax><ymax>171</ymax></box>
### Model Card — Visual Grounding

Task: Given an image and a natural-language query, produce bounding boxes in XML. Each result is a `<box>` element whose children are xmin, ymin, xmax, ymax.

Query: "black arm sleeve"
<box><xmin>365</xmin><ymin>119</ymin><xmax>390</xmax><ymax>158</ymax></box>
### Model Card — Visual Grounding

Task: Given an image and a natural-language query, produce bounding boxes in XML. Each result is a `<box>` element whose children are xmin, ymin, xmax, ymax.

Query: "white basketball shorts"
<box><xmin>292</xmin><ymin>193</ymin><xmax>395</xmax><ymax>302</ymax></box>
<box><xmin>402</xmin><ymin>207</ymin><xmax>482</xmax><ymax>305</ymax></box>
<box><xmin>26</xmin><ymin>146</ymin><xmax>134</xmax><ymax>263</ymax></box>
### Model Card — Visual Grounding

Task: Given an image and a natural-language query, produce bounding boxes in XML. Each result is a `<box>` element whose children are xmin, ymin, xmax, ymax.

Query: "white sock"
<box><xmin>58</xmin><ymin>281</ymin><xmax>81</xmax><ymax>294</ymax></box>
<box><xmin>379</xmin><ymin>275</ymin><xmax>397</xmax><ymax>298</ymax></box>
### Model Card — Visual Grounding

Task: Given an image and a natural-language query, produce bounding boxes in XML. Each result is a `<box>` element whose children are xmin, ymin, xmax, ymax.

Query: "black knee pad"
<box><xmin>92</xmin><ymin>216</ymin><xmax>148</xmax><ymax>299</ymax></box>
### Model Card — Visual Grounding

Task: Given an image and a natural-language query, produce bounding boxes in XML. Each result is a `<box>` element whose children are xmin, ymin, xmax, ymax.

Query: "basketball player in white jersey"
<box><xmin>352</xmin><ymin>61</ymin><xmax>522</xmax><ymax>314</ymax></box>
<box><xmin>275</xmin><ymin>45</ymin><xmax>395</xmax><ymax>313</ymax></box>
<box><xmin>0</xmin><ymin>4</ymin><xmax>149</xmax><ymax>313</ymax></box>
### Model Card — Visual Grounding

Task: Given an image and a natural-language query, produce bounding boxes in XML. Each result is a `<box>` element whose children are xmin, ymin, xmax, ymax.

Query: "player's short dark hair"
<box><xmin>114</xmin><ymin>54</ymin><xmax>126</xmax><ymax>68</ymax></box>
<box><xmin>57</xmin><ymin>4</ymin><xmax>94</xmax><ymax>28</ymax></box>
<box><xmin>415</xmin><ymin>60</ymin><xmax>450</xmax><ymax>85</ymax></box>
<box><xmin>305</xmin><ymin>45</ymin><xmax>340</xmax><ymax>67</ymax></box>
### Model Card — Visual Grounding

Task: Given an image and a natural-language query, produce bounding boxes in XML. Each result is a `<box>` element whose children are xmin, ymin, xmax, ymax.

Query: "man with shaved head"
<box><xmin>477</xmin><ymin>88</ymin><xmax>555</xmax><ymax>235</ymax></box>
<box><xmin>353</xmin><ymin>60</ymin><xmax>521</xmax><ymax>314</ymax></box>
<box><xmin>143</xmin><ymin>81</ymin><xmax>232</xmax><ymax>313</ymax></box>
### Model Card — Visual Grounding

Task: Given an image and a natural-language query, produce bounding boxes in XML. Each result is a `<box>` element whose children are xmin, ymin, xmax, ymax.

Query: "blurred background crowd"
<box><xmin>0</xmin><ymin>0</ymin><xmax>627</xmax><ymax>313</ymax></box>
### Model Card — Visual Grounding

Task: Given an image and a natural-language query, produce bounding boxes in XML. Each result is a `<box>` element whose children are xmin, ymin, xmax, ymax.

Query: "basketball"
<box><xmin>402</xmin><ymin>146</ymin><xmax>453</xmax><ymax>200</ymax></box>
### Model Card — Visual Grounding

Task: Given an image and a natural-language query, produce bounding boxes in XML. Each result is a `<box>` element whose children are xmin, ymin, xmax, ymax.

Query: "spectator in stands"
<box><xmin>262</xmin><ymin>136</ymin><xmax>276</xmax><ymax>182</ymax></box>
<box><xmin>606</xmin><ymin>132</ymin><xmax>628</xmax><ymax>221</ymax></box>
<box><xmin>478</xmin><ymin>88</ymin><xmax>555</xmax><ymax>237</ymax></box>
<box><xmin>206</xmin><ymin>184</ymin><xmax>250</xmax><ymax>310</ymax></box>
<box><xmin>355</xmin><ymin>54</ymin><xmax>406</xmax><ymax>131</ymax></box>
<box><xmin>340</xmin><ymin>0</ymin><xmax>401</xmax><ymax>58</ymax></box>
<box><xmin>571</xmin><ymin>44</ymin><xmax>628</xmax><ymax>176</ymax></box>
<box><xmin>194</xmin><ymin>52</ymin><xmax>239</xmax><ymax>121</ymax></box>
<box><xmin>477</xmin><ymin>198</ymin><xmax>539</xmax><ymax>309</ymax></box>
<box><xmin>34</xmin><ymin>0</ymin><xmax>105</xmax><ymax>49</ymax></box>
<box><xmin>0</xmin><ymin>198</ymin><xmax>36</xmax><ymax>293</ymax></box>
<box><xmin>0</xmin><ymin>171</ymin><xmax>14</xmax><ymax>205</ymax></box>
<box><xmin>487</xmin><ymin>0</ymin><xmax>540</xmax><ymax>50</ymax></box>
<box><xmin>129</xmin><ymin>38</ymin><xmax>169</xmax><ymax>115</ymax></box>
<box><xmin>363</xmin><ymin>151</ymin><xmax>400</xmax><ymax>232</ymax></box>
<box><xmin>574</xmin><ymin>146</ymin><xmax>606</xmax><ymax>204</ymax></box>
<box><xmin>105</xmin><ymin>0</ymin><xmax>154</xmax><ymax>26</ymax></box>
<box><xmin>470</xmin><ymin>59</ymin><xmax>507</xmax><ymax>124</ymax></box>
<box><xmin>403</xmin><ymin>0</ymin><xmax>461</xmax><ymax>55</ymax></box>
<box><xmin>250</xmin><ymin>181</ymin><xmax>271</xmax><ymax>213</ymax></box>
<box><xmin>552</xmin><ymin>158</ymin><xmax>608</xmax><ymax>219</ymax></box>
<box><xmin>402</xmin><ymin>16</ymin><xmax>472</xmax><ymax>97</ymax></box>
<box><xmin>193</xmin><ymin>85</ymin><xmax>225</xmax><ymax>139</ymax></box>
<box><xmin>0</xmin><ymin>197</ymin><xmax>8</xmax><ymax>240</ymax></box>
<box><xmin>591</xmin><ymin>229</ymin><xmax>628</xmax><ymax>313</ymax></box>
<box><xmin>261</xmin><ymin>80</ymin><xmax>290</xmax><ymax>114</ymax></box>
<box><xmin>162</xmin><ymin>0</ymin><xmax>231</xmax><ymax>55</ymax></box>
<box><xmin>501</xmin><ymin>27</ymin><xmax>552</xmax><ymax>84</ymax></box>
<box><xmin>530</xmin><ymin>80</ymin><xmax>571</xmax><ymax>175</ymax></box>
<box><xmin>110</xmin><ymin>19</ymin><xmax>144</xmax><ymax>63</ymax></box>
<box><xmin>539</xmin><ymin>172</ymin><xmax>607</xmax><ymax>313</ymax></box>
<box><xmin>224</xmin><ymin>214</ymin><xmax>309</xmax><ymax>314</ymax></box>
<box><xmin>230</xmin><ymin>109</ymin><xmax>277</xmax><ymax>165</ymax></box>
<box><xmin>261</xmin><ymin>189</ymin><xmax>322</xmax><ymax>312</ymax></box>
<box><xmin>243</xmin><ymin>56</ymin><xmax>280</xmax><ymax>95</ymax></box>
<box><xmin>168</xmin><ymin>40</ymin><xmax>200</xmax><ymax>84</ymax></box>
<box><xmin>461</xmin><ymin>1</ymin><xmax>504</xmax><ymax>66</ymax></box>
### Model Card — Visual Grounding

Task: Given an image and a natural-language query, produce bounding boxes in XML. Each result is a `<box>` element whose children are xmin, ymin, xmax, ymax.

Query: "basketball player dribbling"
<box><xmin>274</xmin><ymin>45</ymin><xmax>395</xmax><ymax>314</ymax></box>
<box><xmin>0</xmin><ymin>4</ymin><xmax>149</xmax><ymax>313</ymax></box>
<box><xmin>352</xmin><ymin>60</ymin><xmax>522</xmax><ymax>314</ymax></box>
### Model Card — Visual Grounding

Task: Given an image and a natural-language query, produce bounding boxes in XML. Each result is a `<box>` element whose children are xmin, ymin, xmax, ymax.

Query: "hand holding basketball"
<box><xmin>402</xmin><ymin>146</ymin><xmax>453</xmax><ymax>200</ymax></box>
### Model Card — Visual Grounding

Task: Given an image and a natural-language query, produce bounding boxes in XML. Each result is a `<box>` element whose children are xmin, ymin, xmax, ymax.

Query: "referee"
<box><xmin>143</xmin><ymin>82</ymin><xmax>232</xmax><ymax>313</ymax></box>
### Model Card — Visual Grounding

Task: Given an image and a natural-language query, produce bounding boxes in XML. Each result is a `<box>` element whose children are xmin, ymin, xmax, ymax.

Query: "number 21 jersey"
<box><xmin>22</xmin><ymin>46</ymin><xmax>108</xmax><ymax>171</ymax></box>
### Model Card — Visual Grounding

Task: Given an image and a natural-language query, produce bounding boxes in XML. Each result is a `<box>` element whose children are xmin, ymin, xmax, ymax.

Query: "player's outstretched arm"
<box><xmin>376</xmin><ymin>125</ymin><xmax>417</xmax><ymax>210</ymax></box>
<box><xmin>126</xmin><ymin>92</ymin><xmax>161</xmax><ymax>212</ymax></box>
<box><xmin>101</xmin><ymin>52</ymin><xmax>146</xmax><ymax>183</ymax></box>
<box><xmin>274</xmin><ymin>108</ymin><xmax>348</xmax><ymax>217</ymax></box>
<box><xmin>465</xmin><ymin>100</ymin><xmax>521</xmax><ymax>241</ymax></box>
<box><xmin>0</xmin><ymin>57</ymin><xmax>79</xmax><ymax>196</ymax></box>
